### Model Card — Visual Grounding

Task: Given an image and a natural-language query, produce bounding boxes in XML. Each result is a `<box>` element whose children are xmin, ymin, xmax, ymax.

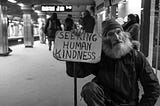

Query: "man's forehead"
<box><xmin>108</xmin><ymin>28</ymin><xmax>122</xmax><ymax>33</ymax></box>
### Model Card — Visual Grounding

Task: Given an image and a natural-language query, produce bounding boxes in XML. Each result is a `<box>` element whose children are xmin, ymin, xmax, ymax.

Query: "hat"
<box><xmin>102</xmin><ymin>18</ymin><xmax>123</xmax><ymax>37</ymax></box>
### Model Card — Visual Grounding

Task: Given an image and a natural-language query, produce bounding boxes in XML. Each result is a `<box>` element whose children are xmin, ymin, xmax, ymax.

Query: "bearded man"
<box><xmin>66</xmin><ymin>19</ymin><xmax>160</xmax><ymax>106</ymax></box>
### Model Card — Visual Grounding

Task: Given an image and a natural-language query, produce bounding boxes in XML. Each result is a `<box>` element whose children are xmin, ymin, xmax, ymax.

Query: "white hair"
<box><xmin>102</xmin><ymin>32</ymin><xmax>133</xmax><ymax>58</ymax></box>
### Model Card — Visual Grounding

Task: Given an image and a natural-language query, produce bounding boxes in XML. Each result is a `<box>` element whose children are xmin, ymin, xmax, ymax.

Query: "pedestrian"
<box><xmin>64</xmin><ymin>14</ymin><xmax>74</xmax><ymax>31</ymax></box>
<box><xmin>44</xmin><ymin>13</ymin><xmax>62</xmax><ymax>51</ymax></box>
<box><xmin>39</xmin><ymin>20</ymin><xmax>46</xmax><ymax>44</ymax></box>
<box><xmin>81</xmin><ymin>10</ymin><xmax>95</xmax><ymax>33</ymax></box>
<box><xmin>66</xmin><ymin>19</ymin><xmax>160</xmax><ymax>106</ymax></box>
<box><xmin>123</xmin><ymin>14</ymin><xmax>140</xmax><ymax>50</ymax></box>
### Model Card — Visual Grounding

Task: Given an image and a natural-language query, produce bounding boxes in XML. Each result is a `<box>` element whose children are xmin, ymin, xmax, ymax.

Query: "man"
<box><xmin>81</xmin><ymin>10</ymin><xmax>95</xmax><ymax>33</ymax></box>
<box><xmin>66</xmin><ymin>19</ymin><xmax>160</xmax><ymax>106</ymax></box>
<box><xmin>44</xmin><ymin>13</ymin><xmax>61</xmax><ymax>51</ymax></box>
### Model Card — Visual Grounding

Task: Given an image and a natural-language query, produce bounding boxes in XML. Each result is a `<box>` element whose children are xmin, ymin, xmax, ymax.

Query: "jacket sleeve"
<box><xmin>44</xmin><ymin>19</ymin><xmax>49</xmax><ymax>34</ymax></box>
<box><xmin>136</xmin><ymin>51</ymin><xmax>160</xmax><ymax>106</ymax></box>
<box><xmin>66</xmin><ymin>61</ymin><xmax>99</xmax><ymax>78</ymax></box>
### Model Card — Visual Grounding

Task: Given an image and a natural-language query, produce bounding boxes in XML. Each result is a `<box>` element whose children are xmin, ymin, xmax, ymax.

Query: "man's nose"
<box><xmin>113</xmin><ymin>33</ymin><xmax>121</xmax><ymax>40</ymax></box>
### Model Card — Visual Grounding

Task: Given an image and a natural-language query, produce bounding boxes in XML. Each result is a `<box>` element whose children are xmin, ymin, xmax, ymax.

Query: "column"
<box><xmin>21</xmin><ymin>5</ymin><xmax>34</xmax><ymax>48</ymax></box>
<box><xmin>0</xmin><ymin>0</ymin><xmax>9</xmax><ymax>55</ymax></box>
<box><xmin>140</xmin><ymin>0</ymin><xmax>155</xmax><ymax>65</ymax></box>
<box><xmin>147</xmin><ymin>0</ymin><xmax>156</xmax><ymax>65</ymax></box>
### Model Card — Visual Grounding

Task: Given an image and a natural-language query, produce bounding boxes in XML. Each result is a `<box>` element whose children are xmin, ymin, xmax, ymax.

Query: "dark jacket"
<box><xmin>82</xmin><ymin>15</ymin><xmax>95</xmax><ymax>33</ymax></box>
<box><xmin>44</xmin><ymin>18</ymin><xmax>61</xmax><ymax>41</ymax></box>
<box><xmin>66</xmin><ymin>49</ymin><xmax>160</xmax><ymax>106</ymax></box>
<box><xmin>65</xmin><ymin>17</ymin><xmax>74</xmax><ymax>31</ymax></box>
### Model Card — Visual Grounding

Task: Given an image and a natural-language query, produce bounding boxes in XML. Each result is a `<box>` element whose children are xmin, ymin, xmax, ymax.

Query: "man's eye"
<box><xmin>107</xmin><ymin>32</ymin><xmax>114</xmax><ymax>37</ymax></box>
<box><xmin>116</xmin><ymin>30</ymin><xmax>121</xmax><ymax>34</ymax></box>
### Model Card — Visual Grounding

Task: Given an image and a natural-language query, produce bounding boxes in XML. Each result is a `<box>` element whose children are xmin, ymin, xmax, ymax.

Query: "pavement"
<box><xmin>0</xmin><ymin>41</ymin><xmax>160</xmax><ymax>106</ymax></box>
<box><xmin>0</xmin><ymin>41</ymin><xmax>93</xmax><ymax>106</ymax></box>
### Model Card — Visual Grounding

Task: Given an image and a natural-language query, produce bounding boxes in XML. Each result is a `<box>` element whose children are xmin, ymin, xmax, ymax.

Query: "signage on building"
<box><xmin>53</xmin><ymin>31</ymin><xmax>102</xmax><ymax>63</ymax></box>
<box><xmin>105</xmin><ymin>0</ymin><xmax>121</xmax><ymax>6</ymax></box>
<box><xmin>41</xmin><ymin>5</ymin><xmax>72</xmax><ymax>12</ymax></box>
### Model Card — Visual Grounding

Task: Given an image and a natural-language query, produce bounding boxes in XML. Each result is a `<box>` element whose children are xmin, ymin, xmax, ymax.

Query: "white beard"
<box><xmin>102</xmin><ymin>33</ymin><xmax>133</xmax><ymax>59</ymax></box>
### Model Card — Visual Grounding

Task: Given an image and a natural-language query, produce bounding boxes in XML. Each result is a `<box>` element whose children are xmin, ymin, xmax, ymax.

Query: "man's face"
<box><xmin>102</xmin><ymin>28</ymin><xmax>125</xmax><ymax>49</ymax></box>
<box><xmin>102</xmin><ymin>28</ymin><xmax>132</xmax><ymax>58</ymax></box>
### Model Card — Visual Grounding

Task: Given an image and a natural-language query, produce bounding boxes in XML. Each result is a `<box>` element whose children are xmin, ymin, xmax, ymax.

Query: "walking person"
<box><xmin>39</xmin><ymin>20</ymin><xmax>46</xmax><ymax>44</ymax></box>
<box><xmin>66</xmin><ymin>19</ymin><xmax>160</xmax><ymax>106</ymax></box>
<box><xmin>44</xmin><ymin>13</ymin><xmax>62</xmax><ymax>51</ymax></box>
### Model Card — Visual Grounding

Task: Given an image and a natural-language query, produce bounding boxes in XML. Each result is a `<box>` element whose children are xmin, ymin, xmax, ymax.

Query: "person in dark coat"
<box><xmin>123</xmin><ymin>14</ymin><xmax>140</xmax><ymax>41</ymax></box>
<box><xmin>64</xmin><ymin>14</ymin><xmax>74</xmax><ymax>31</ymax></box>
<box><xmin>123</xmin><ymin>14</ymin><xmax>140</xmax><ymax>50</ymax></box>
<box><xmin>44</xmin><ymin>13</ymin><xmax>62</xmax><ymax>51</ymax></box>
<box><xmin>66</xmin><ymin>19</ymin><xmax>160</xmax><ymax>106</ymax></box>
<box><xmin>81</xmin><ymin>10</ymin><xmax>95</xmax><ymax>33</ymax></box>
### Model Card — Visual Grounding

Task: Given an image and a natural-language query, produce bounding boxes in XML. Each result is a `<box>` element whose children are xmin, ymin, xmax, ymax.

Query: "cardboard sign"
<box><xmin>53</xmin><ymin>31</ymin><xmax>102</xmax><ymax>63</ymax></box>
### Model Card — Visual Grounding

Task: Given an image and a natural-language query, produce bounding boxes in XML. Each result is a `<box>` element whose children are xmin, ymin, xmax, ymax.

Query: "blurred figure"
<box><xmin>81</xmin><ymin>10</ymin><xmax>95</xmax><ymax>33</ymax></box>
<box><xmin>44</xmin><ymin>13</ymin><xmax>62</xmax><ymax>51</ymax></box>
<box><xmin>123</xmin><ymin>14</ymin><xmax>140</xmax><ymax>41</ymax></box>
<box><xmin>64</xmin><ymin>14</ymin><xmax>74</xmax><ymax>31</ymax></box>
<box><xmin>39</xmin><ymin>19</ymin><xmax>46</xmax><ymax>44</ymax></box>
<box><xmin>123</xmin><ymin>14</ymin><xmax>140</xmax><ymax>50</ymax></box>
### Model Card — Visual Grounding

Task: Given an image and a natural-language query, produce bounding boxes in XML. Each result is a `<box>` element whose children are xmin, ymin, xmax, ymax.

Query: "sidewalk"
<box><xmin>0</xmin><ymin>41</ymin><xmax>92</xmax><ymax>106</ymax></box>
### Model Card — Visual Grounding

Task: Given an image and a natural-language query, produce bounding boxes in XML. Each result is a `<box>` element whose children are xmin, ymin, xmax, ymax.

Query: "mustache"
<box><xmin>112</xmin><ymin>40</ymin><xmax>123</xmax><ymax>46</ymax></box>
<box><xmin>102</xmin><ymin>38</ymin><xmax>133</xmax><ymax>58</ymax></box>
